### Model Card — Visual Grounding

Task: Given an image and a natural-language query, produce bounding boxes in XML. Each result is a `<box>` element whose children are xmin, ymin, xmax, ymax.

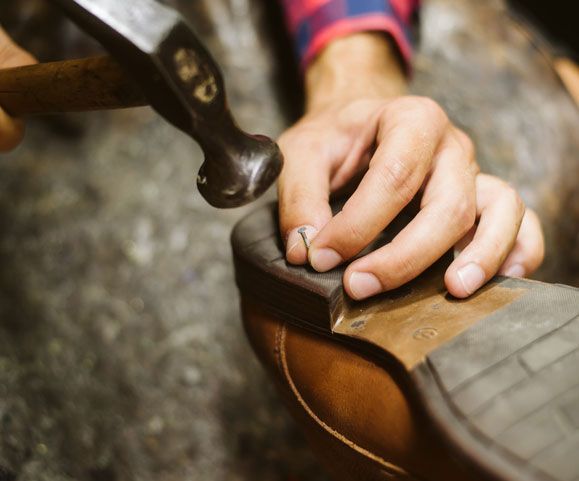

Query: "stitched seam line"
<box><xmin>274</xmin><ymin>319</ymin><xmax>285</xmax><ymax>377</ymax></box>
<box><xmin>279</xmin><ymin>324</ymin><xmax>414</xmax><ymax>479</ymax></box>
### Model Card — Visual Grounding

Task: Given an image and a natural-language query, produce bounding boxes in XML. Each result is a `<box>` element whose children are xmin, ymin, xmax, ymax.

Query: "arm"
<box><xmin>278</xmin><ymin>4</ymin><xmax>544</xmax><ymax>299</ymax></box>
<box><xmin>0</xmin><ymin>26</ymin><xmax>36</xmax><ymax>152</ymax></box>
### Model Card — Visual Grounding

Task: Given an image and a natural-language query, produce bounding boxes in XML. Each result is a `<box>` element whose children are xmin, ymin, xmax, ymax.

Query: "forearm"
<box><xmin>304</xmin><ymin>32</ymin><xmax>408</xmax><ymax>113</ymax></box>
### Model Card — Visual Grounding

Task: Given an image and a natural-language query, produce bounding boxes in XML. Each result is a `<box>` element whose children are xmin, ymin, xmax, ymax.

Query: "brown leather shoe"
<box><xmin>232</xmin><ymin>203</ymin><xmax>579</xmax><ymax>481</ymax></box>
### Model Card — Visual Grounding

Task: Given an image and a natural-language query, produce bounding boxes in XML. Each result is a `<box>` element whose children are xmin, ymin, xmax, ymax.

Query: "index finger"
<box><xmin>308</xmin><ymin>97</ymin><xmax>448</xmax><ymax>272</ymax></box>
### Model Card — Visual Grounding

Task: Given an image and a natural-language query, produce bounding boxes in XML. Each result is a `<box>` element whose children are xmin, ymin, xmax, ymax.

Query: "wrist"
<box><xmin>305</xmin><ymin>33</ymin><xmax>408</xmax><ymax>113</ymax></box>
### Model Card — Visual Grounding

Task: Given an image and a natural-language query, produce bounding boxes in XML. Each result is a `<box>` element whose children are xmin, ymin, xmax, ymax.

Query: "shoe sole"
<box><xmin>231</xmin><ymin>202</ymin><xmax>579</xmax><ymax>481</ymax></box>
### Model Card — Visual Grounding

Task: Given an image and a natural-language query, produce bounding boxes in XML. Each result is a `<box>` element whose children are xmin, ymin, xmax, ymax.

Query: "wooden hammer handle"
<box><xmin>0</xmin><ymin>55</ymin><xmax>147</xmax><ymax>116</ymax></box>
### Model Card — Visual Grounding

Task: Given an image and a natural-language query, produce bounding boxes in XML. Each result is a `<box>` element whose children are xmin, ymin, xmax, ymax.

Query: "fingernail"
<box><xmin>348</xmin><ymin>272</ymin><xmax>382</xmax><ymax>300</ymax></box>
<box><xmin>309</xmin><ymin>248</ymin><xmax>342</xmax><ymax>272</ymax></box>
<box><xmin>456</xmin><ymin>262</ymin><xmax>486</xmax><ymax>295</ymax></box>
<box><xmin>503</xmin><ymin>264</ymin><xmax>525</xmax><ymax>278</ymax></box>
<box><xmin>286</xmin><ymin>225</ymin><xmax>317</xmax><ymax>262</ymax></box>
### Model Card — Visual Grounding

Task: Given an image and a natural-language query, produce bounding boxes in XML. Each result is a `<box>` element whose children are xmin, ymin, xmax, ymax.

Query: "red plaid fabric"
<box><xmin>281</xmin><ymin>0</ymin><xmax>420</xmax><ymax>68</ymax></box>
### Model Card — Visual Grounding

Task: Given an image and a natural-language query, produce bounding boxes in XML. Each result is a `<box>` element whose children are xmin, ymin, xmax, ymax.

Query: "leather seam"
<box><xmin>278</xmin><ymin>324</ymin><xmax>415</xmax><ymax>480</ymax></box>
<box><xmin>273</xmin><ymin>319</ymin><xmax>285</xmax><ymax>377</ymax></box>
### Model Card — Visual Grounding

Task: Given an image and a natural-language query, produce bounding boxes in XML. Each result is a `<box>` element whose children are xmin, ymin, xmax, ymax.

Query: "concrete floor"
<box><xmin>0</xmin><ymin>0</ymin><xmax>577</xmax><ymax>480</ymax></box>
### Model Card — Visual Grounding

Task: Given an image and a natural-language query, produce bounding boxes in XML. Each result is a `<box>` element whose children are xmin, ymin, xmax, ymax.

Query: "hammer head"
<box><xmin>50</xmin><ymin>0</ymin><xmax>283</xmax><ymax>208</ymax></box>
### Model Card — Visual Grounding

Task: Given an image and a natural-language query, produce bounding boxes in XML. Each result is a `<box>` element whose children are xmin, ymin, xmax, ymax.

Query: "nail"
<box><xmin>298</xmin><ymin>226</ymin><xmax>312</xmax><ymax>249</ymax></box>
<box><xmin>286</xmin><ymin>225</ymin><xmax>317</xmax><ymax>262</ymax></box>
<box><xmin>309</xmin><ymin>247</ymin><xmax>342</xmax><ymax>272</ymax></box>
<box><xmin>503</xmin><ymin>264</ymin><xmax>525</xmax><ymax>278</ymax></box>
<box><xmin>456</xmin><ymin>262</ymin><xmax>486</xmax><ymax>295</ymax></box>
<box><xmin>348</xmin><ymin>272</ymin><xmax>382</xmax><ymax>300</ymax></box>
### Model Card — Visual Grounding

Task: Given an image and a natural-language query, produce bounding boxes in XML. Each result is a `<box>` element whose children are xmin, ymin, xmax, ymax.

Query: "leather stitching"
<box><xmin>278</xmin><ymin>324</ymin><xmax>419</xmax><ymax>481</ymax></box>
<box><xmin>273</xmin><ymin>319</ymin><xmax>285</xmax><ymax>377</ymax></box>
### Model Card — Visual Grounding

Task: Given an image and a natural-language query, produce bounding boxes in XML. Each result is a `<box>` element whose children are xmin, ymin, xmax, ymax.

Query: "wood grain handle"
<box><xmin>0</xmin><ymin>55</ymin><xmax>147</xmax><ymax>116</ymax></box>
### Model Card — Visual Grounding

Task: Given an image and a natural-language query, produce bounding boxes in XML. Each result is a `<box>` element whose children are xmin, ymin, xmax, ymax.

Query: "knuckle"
<box><xmin>375</xmin><ymin>159</ymin><xmax>416</xmax><ymax>204</ymax></box>
<box><xmin>448</xmin><ymin>195</ymin><xmax>476</xmax><ymax>233</ymax></box>
<box><xmin>504</xmin><ymin>185</ymin><xmax>525</xmax><ymax>217</ymax></box>
<box><xmin>344</xmin><ymin>220</ymin><xmax>367</xmax><ymax>248</ymax></box>
<box><xmin>458</xmin><ymin>131</ymin><xmax>476</xmax><ymax>160</ymax></box>
<box><xmin>487</xmin><ymin>238</ymin><xmax>508</xmax><ymax>264</ymax></box>
<box><xmin>468</xmin><ymin>160</ymin><xmax>481</xmax><ymax>177</ymax></box>
<box><xmin>411</xmin><ymin>96</ymin><xmax>448</xmax><ymax>124</ymax></box>
<box><xmin>449</xmin><ymin>130</ymin><xmax>479</xmax><ymax>176</ymax></box>
<box><xmin>390</xmin><ymin>255</ymin><xmax>420</xmax><ymax>286</ymax></box>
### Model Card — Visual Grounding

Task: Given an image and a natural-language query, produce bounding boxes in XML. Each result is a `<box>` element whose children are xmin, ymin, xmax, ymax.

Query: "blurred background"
<box><xmin>0</xmin><ymin>0</ymin><xmax>576</xmax><ymax>480</ymax></box>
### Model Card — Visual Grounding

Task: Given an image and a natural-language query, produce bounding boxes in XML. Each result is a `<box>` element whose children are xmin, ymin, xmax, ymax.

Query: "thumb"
<box><xmin>277</xmin><ymin>133</ymin><xmax>333</xmax><ymax>265</ymax></box>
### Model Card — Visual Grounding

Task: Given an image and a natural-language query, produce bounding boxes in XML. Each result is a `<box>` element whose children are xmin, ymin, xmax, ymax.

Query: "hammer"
<box><xmin>0</xmin><ymin>0</ymin><xmax>283</xmax><ymax>208</ymax></box>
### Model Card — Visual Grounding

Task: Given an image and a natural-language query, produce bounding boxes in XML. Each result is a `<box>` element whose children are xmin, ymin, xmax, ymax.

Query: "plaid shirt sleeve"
<box><xmin>281</xmin><ymin>0</ymin><xmax>420</xmax><ymax>69</ymax></box>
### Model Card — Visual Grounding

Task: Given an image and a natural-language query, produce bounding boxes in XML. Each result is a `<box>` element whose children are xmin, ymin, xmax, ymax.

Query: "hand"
<box><xmin>0</xmin><ymin>26</ymin><xmax>36</xmax><ymax>152</ymax></box>
<box><xmin>278</xmin><ymin>33</ymin><xmax>544</xmax><ymax>299</ymax></box>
